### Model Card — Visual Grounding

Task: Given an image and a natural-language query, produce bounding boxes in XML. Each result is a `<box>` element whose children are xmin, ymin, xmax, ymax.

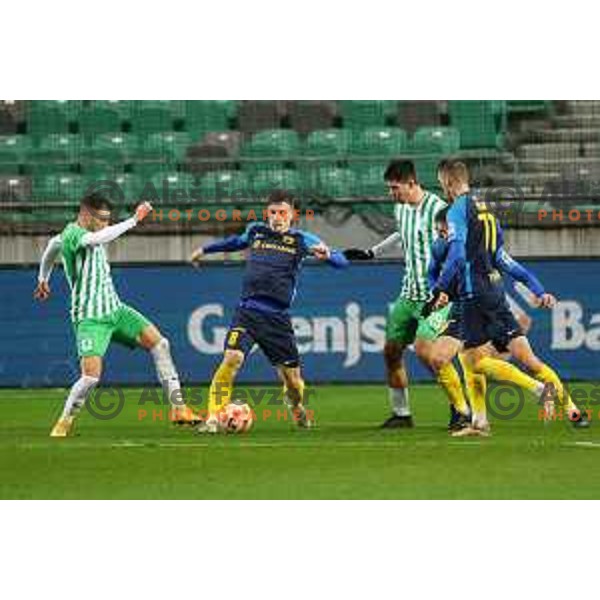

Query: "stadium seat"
<box><xmin>79</xmin><ymin>106</ymin><xmax>122</xmax><ymax>136</ymax></box>
<box><xmin>184</xmin><ymin>101</ymin><xmax>234</xmax><ymax>137</ymax></box>
<box><xmin>0</xmin><ymin>175</ymin><xmax>31</xmax><ymax>202</ymax></box>
<box><xmin>237</xmin><ymin>101</ymin><xmax>285</xmax><ymax>135</ymax></box>
<box><xmin>34</xmin><ymin>174</ymin><xmax>84</xmax><ymax>202</ymax></box>
<box><xmin>185</xmin><ymin>132</ymin><xmax>240</xmax><ymax>175</ymax></box>
<box><xmin>199</xmin><ymin>171</ymin><xmax>250</xmax><ymax>200</ymax></box>
<box><xmin>91</xmin><ymin>100</ymin><xmax>135</xmax><ymax>120</ymax></box>
<box><xmin>130</xmin><ymin>106</ymin><xmax>174</xmax><ymax>134</ymax></box>
<box><xmin>201</xmin><ymin>131</ymin><xmax>242</xmax><ymax>156</ymax></box>
<box><xmin>79</xmin><ymin>133</ymin><xmax>136</xmax><ymax>167</ymax></box>
<box><xmin>147</xmin><ymin>171</ymin><xmax>193</xmax><ymax>205</ymax></box>
<box><xmin>354</xmin><ymin>165</ymin><xmax>387</xmax><ymax>197</ymax></box>
<box><xmin>412</xmin><ymin>126</ymin><xmax>460</xmax><ymax>154</ymax></box>
<box><xmin>141</xmin><ymin>131</ymin><xmax>192</xmax><ymax>163</ymax></box>
<box><xmin>397</xmin><ymin>101</ymin><xmax>442</xmax><ymax>135</ymax></box>
<box><xmin>251</xmin><ymin>169</ymin><xmax>302</xmax><ymax>195</ymax></box>
<box><xmin>185</xmin><ymin>143</ymin><xmax>232</xmax><ymax>175</ymax></box>
<box><xmin>287</xmin><ymin>101</ymin><xmax>337</xmax><ymax>136</ymax></box>
<box><xmin>241</xmin><ymin>129</ymin><xmax>301</xmax><ymax>174</ymax></box>
<box><xmin>350</xmin><ymin>127</ymin><xmax>408</xmax><ymax>157</ymax></box>
<box><xmin>0</xmin><ymin>135</ymin><xmax>30</xmax><ymax>174</ymax></box>
<box><xmin>27</xmin><ymin>103</ymin><xmax>70</xmax><ymax>137</ymax></box>
<box><xmin>448</xmin><ymin>101</ymin><xmax>506</xmax><ymax>149</ymax></box>
<box><xmin>304</xmin><ymin>129</ymin><xmax>351</xmax><ymax>156</ymax></box>
<box><xmin>413</xmin><ymin>156</ymin><xmax>443</xmax><ymax>190</ymax></box>
<box><xmin>309</xmin><ymin>167</ymin><xmax>357</xmax><ymax>198</ymax></box>
<box><xmin>24</xmin><ymin>134</ymin><xmax>82</xmax><ymax>174</ymax></box>
<box><xmin>339</xmin><ymin>101</ymin><xmax>397</xmax><ymax>129</ymax></box>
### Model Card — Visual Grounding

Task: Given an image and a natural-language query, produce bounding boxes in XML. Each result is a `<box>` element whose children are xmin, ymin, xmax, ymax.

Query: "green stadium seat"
<box><xmin>28</xmin><ymin>103</ymin><xmax>70</xmax><ymax>137</ymax></box>
<box><xmin>130</xmin><ymin>106</ymin><xmax>174</xmax><ymax>134</ymax></box>
<box><xmin>413</xmin><ymin>156</ymin><xmax>442</xmax><ymax>190</ymax></box>
<box><xmin>448</xmin><ymin>101</ymin><xmax>506</xmax><ymax>149</ymax></box>
<box><xmin>184</xmin><ymin>101</ymin><xmax>234</xmax><ymax>137</ymax></box>
<box><xmin>241</xmin><ymin>129</ymin><xmax>301</xmax><ymax>175</ymax></box>
<box><xmin>0</xmin><ymin>135</ymin><xmax>30</xmax><ymax>174</ymax></box>
<box><xmin>199</xmin><ymin>171</ymin><xmax>250</xmax><ymax>200</ymax></box>
<box><xmin>350</xmin><ymin>127</ymin><xmax>408</xmax><ymax>157</ymax></box>
<box><xmin>412</xmin><ymin>126</ymin><xmax>460</xmax><ymax>154</ymax></box>
<box><xmin>304</xmin><ymin>129</ymin><xmax>351</xmax><ymax>156</ymax></box>
<box><xmin>24</xmin><ymin>134</ymin><xmax>82</xmax><ymax>174</ymax></box>
<box><xmin>340</xmin><ymin>101</ymin><xmax>397</xmax><ymax>129</ymax></box>
<box><xmin>92</xmin><ymin>101</ymin><xmax>135</xmax><ymax>120</ymax></box>
<box><xmin>146</xmin><ymin>171</ymin><xmax>193</xmax><ymax>205</ymax></box>
<box><xmin>0</xmin><ymin>175</ymin><xmax>32</xmax><ymax>202</ymax></box>
<box><xmin>79</xmin><ymin>106</ymin><xmax>121</xmax><ymax>135</ymax></box>
<box><xmin>143</xmin><ymin>132</ymin><xmax>191</xmax><ymax>163</ymax></box>
<box><xmin>310</xmin><ymin>167</ymin><xmax>357</xmax><ymax>198</ymax></box>
<box><xmin>34</xmin><ymin>174</ymin><xmax>85</xmax><ymax>202</ymax></box>
<box><xmin>79</xmin><ymin>133</ymin><xmax>137</xmax><ymax>167</ymax></box>
<box><xmin>251</xmin><ymin>169</ymin><xmax>301</xmax><ymax>195</ymax></box>
<box><xmin>355</xmin><ymin>165</ymin><xmax>387</xmax><ymax>197</ymax></box>
<box><xmin>242</xmin><ymin>129</ymin><xmax>301</xmax><ymax>157</ymax></box>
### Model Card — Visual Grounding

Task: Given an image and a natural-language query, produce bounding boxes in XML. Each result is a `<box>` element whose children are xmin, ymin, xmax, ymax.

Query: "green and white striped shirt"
<box><xmin>60</xmin><ymin>223</ymin><xmax>122</xmax><ymax>322</ymax></box>
<box><xmin>394</xmin><ymin>191</ymin><xmax>446</xmax><ymax>302</ymax></box>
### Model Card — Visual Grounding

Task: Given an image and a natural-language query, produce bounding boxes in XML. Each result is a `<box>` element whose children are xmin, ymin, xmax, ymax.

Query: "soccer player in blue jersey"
<box><xmin>426</xmin><ymin>160</ymin><xmax>559</xmax><ymax>433</ymax></box>
<box><xmin>189</xmin><ymin>190</ymin><xmax>349</xmax><ymax>433</ymax></box>
<box><xmin>430</xmin><ymin>206</ymin><xmax>587</xmax><ymax>433</ymax></box>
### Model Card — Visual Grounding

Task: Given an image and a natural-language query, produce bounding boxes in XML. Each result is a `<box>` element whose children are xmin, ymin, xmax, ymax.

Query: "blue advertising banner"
<box><xmin>0</xmin><ymin>260</ymin><xmax>598</xmax><ymax>387</ymax></box>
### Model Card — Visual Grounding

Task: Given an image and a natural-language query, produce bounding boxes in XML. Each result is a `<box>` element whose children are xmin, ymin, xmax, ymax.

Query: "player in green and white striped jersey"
<box><xmin>34</xmin><ymin>193</ymin><xmax>197</xmax><ymax>437</ymax></box>
<box><xmin>344</xmin><ymin>160</ymin><xmax>471</xmax><ymax>429</ymax></box>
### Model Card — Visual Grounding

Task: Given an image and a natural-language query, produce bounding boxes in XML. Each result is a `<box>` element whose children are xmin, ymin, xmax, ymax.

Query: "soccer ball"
<box><xmin>220</xmin><ymin>402</ymin><xmax>254</xmax><ymax>433</ymax></box>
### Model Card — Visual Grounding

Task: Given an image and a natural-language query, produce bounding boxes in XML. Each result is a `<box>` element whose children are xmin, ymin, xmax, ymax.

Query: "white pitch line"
<box><xmin>570</xmin><ymin>441</ymin><xmax>600</xmax><ymax>448</ymax></box>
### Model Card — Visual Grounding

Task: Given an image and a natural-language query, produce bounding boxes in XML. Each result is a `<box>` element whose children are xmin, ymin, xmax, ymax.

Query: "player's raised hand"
<box><xmin>311</xmin><ymin>242</ymin><xmax>331</xmax><ymax>261</ymax></box>
<box><xmin>343</xmin><ymin>248</ymin><xmax>375</xmax><ymax>261</ymax></box>
<box><xmin>33</xmin><ymin>280</ymin><xmax>51</xmax><ymax>301</ymax></box>
<box><xmin>189</xmin><ymin>247</ymin><xmax>205</xmax><ymax>267</ymax></box>
<box><xmin>537</xmin><ymin>293</ymin><xmax>557</xmax><ymax>309</ymax></box>
<box><xmin>134</xmin><ymin>201</ymin><xmax>153</xmax><ymax>222</ymax></box>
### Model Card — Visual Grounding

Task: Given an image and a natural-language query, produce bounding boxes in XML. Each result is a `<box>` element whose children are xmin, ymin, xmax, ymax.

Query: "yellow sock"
<box><xmin>475</xmin><ymin>356</ymin><xmax>541</xmax><ymax>396</ymax></box>
<box><xmin>208</xmin><ymin>361</ymin><xmax>237</xmax><ymax>415</ymax></box>
<box><xmin>533</xmin><ymin>364</ymin><xmax>575</xmax><ymax>410</ymax></box>
<box><xmin>459</xmin><ymin>353</ymin><xmax>487</xmax><ymax>421</ymax></box>
<box><xmin>437</xmin><ymin>363</ymin><xmax>469</xmax><ymax>415</ymax></box>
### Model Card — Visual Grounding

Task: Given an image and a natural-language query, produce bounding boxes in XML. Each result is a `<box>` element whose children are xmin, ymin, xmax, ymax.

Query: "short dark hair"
<box><xmin>266</xmin><ymin>189</ymin><xmax>295</xmax><ymax>208</ymax></box>
<box><xmin>434</xmin><ymin>206</ymin><xmax>449</xmax><ymax>225</ymax></box>
<box><xmin>384</xmin><ymin>160</ymin><xmax>418</xmax><ymax>183</ymax></box>
<box><xmin>80</xmin><ymin>192</ymin><xmax>114</xmax><ymax>212</ymax></box>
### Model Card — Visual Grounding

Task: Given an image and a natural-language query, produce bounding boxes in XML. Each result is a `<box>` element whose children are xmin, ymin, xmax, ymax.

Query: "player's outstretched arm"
<box><xmin>495</xmin><ymin>248</ymin><xmax>556</xmax><ymax>308</ymax></box>
<box><xmin>81</xmin><ymin>201</ymin><xmax>153</xmax><ymax>247</ymax></box>
<box><xmin>189</xmin><ymin>225</ymin><xmax>253</xmax><ymax>265</ymax></box>
<box><xmin>301</xmin><ymin>232</ymin><xmax>349</xmax><ymax>269</ymax></box>
<box><xmin>34</xmin><ymin>234</ymin><xmax>62</xmax><ymax>301</ymax></box>
<box><xmin>343</xmin><ymin>232</ymin><xmax>401</xmax><ymax>261</ymax></box>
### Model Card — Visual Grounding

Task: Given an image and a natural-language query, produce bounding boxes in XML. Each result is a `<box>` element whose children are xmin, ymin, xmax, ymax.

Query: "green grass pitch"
<box><xmin>1</xmin><ymin>383</ymin><xmax>600</xmax><ymax>499</ymax></box>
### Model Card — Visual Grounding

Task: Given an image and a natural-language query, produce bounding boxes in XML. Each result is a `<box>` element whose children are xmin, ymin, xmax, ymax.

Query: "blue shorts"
<box><xmin>447</xmin><ymin>290</ymin><xmax>522</xmax><ymax>351</ymax></box>
<box><xmin>225</xmin><ymin>306</ymin><xmax>300</xmax><ymax>368</ymax></box>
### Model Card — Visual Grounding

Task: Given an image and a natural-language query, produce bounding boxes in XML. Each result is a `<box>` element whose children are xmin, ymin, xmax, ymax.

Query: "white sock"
<box><xmin>389</xmin><ymin>387</ymin><xmax>411</xmax><ymax>417</ymax></box>
<box><xmin>150</xmin><ymin>338</ymin><xmax>183</xmax><ymax>408</ymax></box>
<box><xmin>62</xmin><ymin>375</ymin><xmax>100</xmax><ymax>418</ymax></box>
